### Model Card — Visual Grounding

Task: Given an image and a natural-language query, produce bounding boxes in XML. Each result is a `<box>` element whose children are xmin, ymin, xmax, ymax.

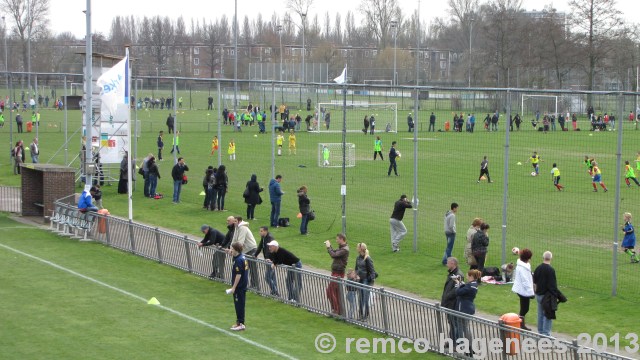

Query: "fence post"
<box><xmin>184</xmin><ymin>236</ymin><xmax>193</xmax><ymax>273</ymax></box>
<box><xmin>104</xmin><ymin>213</ymin><xmax>111</xmax><ymax>245</ymax></box>
<box><xmin>128</xmin><ymin>219</ymin><xmax>137</xmax><ymax>254</ymax></box>
<box><xmin>379</xmin><ymin>287</ymin><xmax>390</xmax><ymax>335</ymax></box>
<box><xmin>497</xmin><ymin>320</ymin><xmax>508</xmax><ymax>360</ymax></box>
<box><xmin>155</xmin><ymin>227</ymin><xmax>163</xmax><ymax>264</ymax></box>
<box><xmin>571</xmin><ymin>339</ymin><xmax>580</xmax><ymax>360</ymax></box>
<box><xmin>435</xmin><ymin>303</ymin><xmax>443</xmax><ymax>342</ymax></box>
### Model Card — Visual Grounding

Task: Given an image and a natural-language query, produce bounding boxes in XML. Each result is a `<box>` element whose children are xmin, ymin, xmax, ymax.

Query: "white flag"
<box><xmin>333</xmin><ymin>65</ymin><xmax>347</xmax><ymax>84</ymax></box>
<box><xmin>97</xmin><ymin>55</ymin><xmax>129</xmax><ymax>122</ymax></box>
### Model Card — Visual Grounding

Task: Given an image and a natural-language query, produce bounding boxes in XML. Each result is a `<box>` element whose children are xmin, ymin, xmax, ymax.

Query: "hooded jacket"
<box><xmin>231</xmin><ymin>221</ymin><xmax>257</xmax><ymax>254</ymax></box>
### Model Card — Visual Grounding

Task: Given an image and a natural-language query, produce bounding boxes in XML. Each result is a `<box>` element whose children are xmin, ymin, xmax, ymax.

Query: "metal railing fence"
<box><xmin>50</xmin><ymin>199</ymin><xmax>633</xmax><ymax>360</ymax></box>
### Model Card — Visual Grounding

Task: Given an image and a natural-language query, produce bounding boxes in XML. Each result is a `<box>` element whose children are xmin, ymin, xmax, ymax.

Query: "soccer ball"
<box><xmin>512</xmin><ymin>247</ymin><xmax>520</xmax><ymax>255</ymax></box>
<box><xmin>530</xmin><ymin>172</ymin><xmax>537</xmax><ymax>177</ymax></box>
<box><xmin>397</xmin><ymin>151</ymin><xmax>401</xmax><ymax>158</ymax></box>
<box><xmin>254</xmin><ymin>134</ymin><xmax>258</xmax><ymax>137</ymax></box>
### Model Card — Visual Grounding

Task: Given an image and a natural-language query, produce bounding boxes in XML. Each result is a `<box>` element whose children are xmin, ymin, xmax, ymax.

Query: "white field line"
<box><xmin>0</xmin><ymin>243</ymin><xmax>299</xmax><ymax>360</ymax></box>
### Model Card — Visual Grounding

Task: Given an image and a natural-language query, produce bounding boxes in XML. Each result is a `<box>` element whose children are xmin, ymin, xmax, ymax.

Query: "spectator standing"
<box><xmin>267</xmin><ymin>240</ymin><xmax>302</xmax><ymax>302</ymax></box>
<box><xmin>171</xmin><ymin>157</ymin><xmax>189</xmax><ymax>203</ymax></box>
<box><xmin>533</xmin><ymin>251</ymin><xmax>566</xmax><ymax>336</ymax></box>
<box><xmin>464</xmin><ymin>218</ymin><xmax>482</xmax><ymax>268</ymax></box>
<box><xmin>214</xmin><ymin>165</ymin><xmax>228</xmax><ymax>211</ymax></box>
<box><xmin>16</xmin><ymin>113</ymin><xmax>23</xmax><ymax>133</ymax></box>
<box><xmin>228</xmin><ymin>243</ymin><xmax>248</xmax><ymax>331</ymax></box>
<box><xmin>389</xmin><ymin>194</ymin><xmax>412</xmax><ymax>252</ymax></box>
<box><xmin>428</xmin><ymin>112</ymin><xmax>436</xmax><ymax>132</ymax></box>
<box><xmin>442</xmin><ymin>203</ymin><xmax>459</xmax><ymax>265</ymax></box>
<box><xmin>29</xmin><ymin>138</ymin><xmax>39</xmax><ymax>163</ymax></box>
<box><xmin>166</xmin><ymin>113</ymin><xmax>174</xmax><ymax>134</ymax></box>
<box><xmin>244</xmin><ymin>174</ymin><xmax>263</xmax><ymax>220</ymax></box>
<box><xmin>455</xmin><ymin>269</ymin><xmax>481</xmax><ymax>353</ymax></box>
<box><xmin>407</xmin><ymin>113</ymin><xmax>414</xmax><ymax>132</ymax></box>
<box><xmin>369</xmin><ymin>114</ymin><xmax>375</xmax><ymax>134</ymax></box>
<box><xmin>147</xmin><ymin>157</ymin><xmax>160</xmax><ymax>198</ymax></box>
<box><xmin>230</xmin><ymin>216</ymin><xmax>258</xmax><ymax>291</ymax></box>
<box><xmin>141</xmin><ymin>153</ymin><xmax>153</xmax><ymax>197</ymax></box>
<box><xmin>355</xmin><ymin>243</ymin><xmax>377</xmax><ymax>321</ymax></box>
<box><xmin>471</xmin><ymin>223</ymin><xmax>490</xmax><ymax>272</ymax></box>
<box><xmin>157</xmin><ymin>131</ymin><xmax>164</xmax><ymax>161</ymax></box>
<box><xmin>255</xmin><ymin>227</ymin><xmax>278</xmax><ymax>296</ymax></box>
<box><xmin>117</xmin><ymin>152</ymin><xmax>130</xmax><ymax>194</ymax></box>
<box><xmin>387</xmin><ymin>141</ymin><xmax>399</xmax><ymax>176</ymax></box>
<box><xmin>325</xmin><ymin>233</ymin><xmax>349</xmax><ymax>316</ymax></box>
<box><xmin>203</xmin><ymin>166</ymin><xmax>215</xmax><ymax>210</ymax></box>
<box><xmin>512</xmin><ymin>248</ymin><xmax>534</xmax><ymax>331</ymax></box>
<box><xmin>269</xmin><ymin>175</ymin><xmax>284</xmax><ymax>227</ymax></box>
<box><xmin>297</xmin><ymin>185</ymin><xmax>311</xmax><ymax>235</ymax></box>
<box><xmin>441</xmin><ymin>257</ymin><xmax>464</xmax><ymax>344</ymax></box>
<box><xmin>363</xmin><ymin>115</ymin><xmax>370</xmax><ymax>134</ymax></box>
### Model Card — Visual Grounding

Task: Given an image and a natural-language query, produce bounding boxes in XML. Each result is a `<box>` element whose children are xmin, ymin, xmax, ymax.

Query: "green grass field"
<box><xmin>1</xmin><ymin>96</ymin><xmax>639</xmax><ymax>348</ymax></box>
<box><xmin>0</xmin><ymin>214</ymin><xmax>443</xmax><ymax>359</ymax></box>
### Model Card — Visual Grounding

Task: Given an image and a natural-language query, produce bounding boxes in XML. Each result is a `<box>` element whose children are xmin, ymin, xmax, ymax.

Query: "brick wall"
<box><xmin>21</xmin><ymin>164</ymin><xmax>76</xmax><ymax>219</ymax></box>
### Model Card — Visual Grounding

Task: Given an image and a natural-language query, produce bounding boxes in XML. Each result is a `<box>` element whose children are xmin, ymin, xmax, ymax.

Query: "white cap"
<box><xmin>267</xmin><ymin>240</ymin><xmax>279</xmax><ymax>247</ymax></box>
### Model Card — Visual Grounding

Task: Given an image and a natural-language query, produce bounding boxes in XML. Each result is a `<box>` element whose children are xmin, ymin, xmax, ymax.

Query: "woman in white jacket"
<box><xmin>511</xmin><ymin>248</ymin><xmax>534</xmax><ymax>331</ymax></box>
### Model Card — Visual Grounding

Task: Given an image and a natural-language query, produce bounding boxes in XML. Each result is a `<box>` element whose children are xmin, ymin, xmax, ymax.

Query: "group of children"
<box><xmin>207</xmin><ymin>129</ymin><xmax>298</xmax><ymax>161</ymax></box>
<box><xmin>527</xmin><ymin>151</ymin><xmax>640</xmax><ymax>192</ymax></box>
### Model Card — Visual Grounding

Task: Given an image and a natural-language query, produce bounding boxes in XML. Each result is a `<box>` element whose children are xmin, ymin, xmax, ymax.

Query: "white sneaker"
<box><xmin>230</xmin><ymin>323</ymin><xmax>246</xmax><ymax>331</ymax></box>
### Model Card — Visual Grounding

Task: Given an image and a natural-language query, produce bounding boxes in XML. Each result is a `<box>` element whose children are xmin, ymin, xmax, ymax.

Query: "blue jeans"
<box><xmin>346</xmin><ymin>291</ymin><xmax>357</xmax><ymax>319</ymax></box>
<box><xmin>215</xmin><ymin>188</ymin><xmax>226</xmax><ymax>210</ymax></box>
<box><xmin>173</xmin><ymin>180</ymin><xmax>182</xmax><ymax>202</ymax></box>
<box><xmin>270</xmin><ymin>201</ymin><xmax>281</xmax><ymax>227</ymax></box>
<box><xmin>300</xmin><ymin>213</ymin><xmax>309</xmax><ymax>234</ymax></box>
<box><xmin>149</xmin><ymin>175</ymin><xmax>158</xmax><ymax>197</ymax></box>
<box><xmin>265</xmin><ymin>266</ymin><xmax>279</xmax><ymax>296</ymax></box>
<box><xmin>31</xmin><ymin>154</ymin><xmax>39</xmax><ymax>163</ymax></box>
<box><xmin>536</xmin><ymin>294</ymin><xmax>553</xmax><ymax>336</ymax></box>
<box><xmin>143</xmin><ymin>171</ymin><xmax>150</xmax><ymax>197</ymax></box>
<box><xmin>359</xmin><ymin>279</ymin><xmax>372</xmax><ymax>318</ymax></box>
<box><xmin>286</xmin><ymin>261</ymin><xmax>302</xmax><ymax>301</ymax></box>
<box><xmin>442</xmin><ymin>232</ymin><xmax>456</xmax><ymax>264</ymax></box>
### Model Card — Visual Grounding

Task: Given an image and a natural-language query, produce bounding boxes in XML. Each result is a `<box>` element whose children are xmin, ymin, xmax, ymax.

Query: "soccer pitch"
<box><xmin>0</xmin><ymin>214</ymin><xmax>442</xmax><ymax>359</ymax></box>
<box><xmin>1</xmin><ymin>104</ymin><xmax>639</xmax><ymax>342</ymax></box>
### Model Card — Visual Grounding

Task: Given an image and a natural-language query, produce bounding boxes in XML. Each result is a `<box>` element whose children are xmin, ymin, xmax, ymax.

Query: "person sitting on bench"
<box><xmin>78</xmin><ymin>185</ymin><xmax>99</xmax><ymax>212</ymax></box>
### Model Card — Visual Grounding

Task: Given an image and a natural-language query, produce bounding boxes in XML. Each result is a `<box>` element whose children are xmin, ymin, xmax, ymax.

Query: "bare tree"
<box><xmin>358</xmin><ymin>0</ymin><xmax>401</xmax><ymax>48</ymax></box>
<box><xmin>568</xmin><ymin>0</ymin><xmax>622</xmax><ymax>103</ymax></box>
<box><xmin>2</xmin><ymin>0</ymin><xmax>50</xmax><ymax>75</ymax></box>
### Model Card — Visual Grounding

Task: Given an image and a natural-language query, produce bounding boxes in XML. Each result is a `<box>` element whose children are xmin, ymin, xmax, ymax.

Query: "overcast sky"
<box><xmin>48</xmin><ymin>0</ymin><xmax>639</xmax><ymax>39</ymax></box>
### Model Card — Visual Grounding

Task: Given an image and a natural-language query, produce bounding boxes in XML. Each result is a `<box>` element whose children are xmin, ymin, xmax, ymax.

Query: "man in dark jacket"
<box><xmin>171</xmin><ymin>157</ymin><xmax>189</xmax><ymax>203</ymax></box>
<box><xmin>255</xmin><ymin>226</ymin><xmax>278</xmax><ymax>296</ymax></box>
<box><xmin>533</xmin><ymin>251</ymin><xmax>565</xmax><ymax>336</ymax></box>
<box><xmin>441</xmin><ymin>257</ymin><xmax>464</xmax><ymax>345</ymax></box>
<box><xmin>166</xmin><ymin>113</ymin><xmax>174</xmax><ymax>133</ymax></box>
<box><xmin>198</xmin><ymin>225</ymin><xmax>226</xmax><ymax>278</ymax></box>
<box><xmin>388</xmin><ymin>141</ymin><xmax>399</xmax><ymax>176</ymax></box>
<box><xmin>390</xmin><ymin>194</ymin><xmax>412</xmax><ymax>252</ymax></box>
<box><xmin>268</xmin><ymin>240</ymin><xmax>302</xmax><ymax>302</ymax></box>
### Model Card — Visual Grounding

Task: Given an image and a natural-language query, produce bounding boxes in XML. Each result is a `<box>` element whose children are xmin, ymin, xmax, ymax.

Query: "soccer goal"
<box><xmin>318</xmin><ymin>143</ymin><xmax>356</xmax><ymax>168</ymax></box>
<box><xmin>314</xmin><ymin>102</ymin><xmax>397</xmax><ymax>133</ymax></box>
<box><xmin>521</xmin><ymin>94</ymin><xmax>558</xmax><ymax>121</ymax></box>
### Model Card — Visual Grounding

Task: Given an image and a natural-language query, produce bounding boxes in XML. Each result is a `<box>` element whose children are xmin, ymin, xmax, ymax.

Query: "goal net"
<box><xmin>521</xmin><ymin>95</ymin><xmax>558</xmax><ymax>121</ymax></box>
<box><xmin>314</xmin><ymin>102</ymin><xmax>397</xmax><ymax>133</ymax></box>
<box><xmin>318</xmin><ymin>143</ymin><xmax>356</xmax><ymax>168</ymax></box>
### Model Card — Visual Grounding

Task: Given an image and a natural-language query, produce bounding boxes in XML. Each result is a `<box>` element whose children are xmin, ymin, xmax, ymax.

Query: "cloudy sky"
<box><xmin>47</xmin><ymin>0</ymin><xmax>638</xmax><ymax>39</ymax></box>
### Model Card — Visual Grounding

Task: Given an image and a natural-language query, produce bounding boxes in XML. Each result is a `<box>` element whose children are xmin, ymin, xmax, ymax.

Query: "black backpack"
<box><xmin>278</xmin><ymin>217</ymin><xmax>290</xmax><ymax>227</ymax></box>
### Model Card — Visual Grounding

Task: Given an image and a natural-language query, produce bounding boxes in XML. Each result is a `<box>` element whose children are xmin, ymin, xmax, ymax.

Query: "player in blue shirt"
<box><xmin>229</xmin><ymin>242</ymin><xmax>249</xmax><ymax>330</ymax></box>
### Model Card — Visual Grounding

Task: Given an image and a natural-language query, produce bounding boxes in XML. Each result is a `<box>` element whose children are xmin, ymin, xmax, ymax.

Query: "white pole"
<box><xmin>84</xmin><ymin>0</ymin><xmax>93</xmax><ymax>186</ymax></box>
<box><xmin>125</xmin><ymin>48</ymin><xmax>133</xmax><ymax>221</ymax></box>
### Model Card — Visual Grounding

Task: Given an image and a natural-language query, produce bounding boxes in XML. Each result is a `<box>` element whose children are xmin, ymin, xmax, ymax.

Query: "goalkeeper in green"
<box><xmin>322</xmin><ymin>145</ymin><xmax>330</xmax><ymax>166</ymax></box>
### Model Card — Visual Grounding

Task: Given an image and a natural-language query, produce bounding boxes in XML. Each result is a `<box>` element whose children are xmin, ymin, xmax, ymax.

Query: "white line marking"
<box><xmin>0</xmin><ymin>243</ymin><xmax>298</xmax><ymax>360</ymax></box>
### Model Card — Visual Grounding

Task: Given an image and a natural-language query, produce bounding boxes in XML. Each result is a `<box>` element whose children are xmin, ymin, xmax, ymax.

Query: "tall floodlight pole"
<box><xmin>301</xmin><ymin>13</ymin><xmax>306</xmax><ymax>83</ymax></box>
<box><xmin>468</xmin><ymin>18</ymin><xmax>474</xmax><ymax>87</ymax></box>
<box><xmin>84</xmin><ymin>1</ymin><xmax>93</xmax><ymax>187</ymax></box>
<box><xmin>390</xmin><ymin>20</ymin><xmax>398</xmax><ymax>87</ymax></box>
<box><xmin>277</xmin><ymin>25</ymin><xmax>283</xmax><ymax>82</ymax></box>
<box><xmin>27</xmin><ymin>0</ymin><xmax>31</xmax><ymax>94</ymax></box>
<box><xmin>2</xmin><ymin>17</ymin><xmax>7</xmax><ymax>85</ymax></box>
<box><xmin>233</xmin><ymin>0</ymin><xmax>238</xmax><ymax>114</ymax></box>
<box><xmin>413</xmin><ymin>1</ymin><xmax>420</xmax><ymax>253</ymax></box>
